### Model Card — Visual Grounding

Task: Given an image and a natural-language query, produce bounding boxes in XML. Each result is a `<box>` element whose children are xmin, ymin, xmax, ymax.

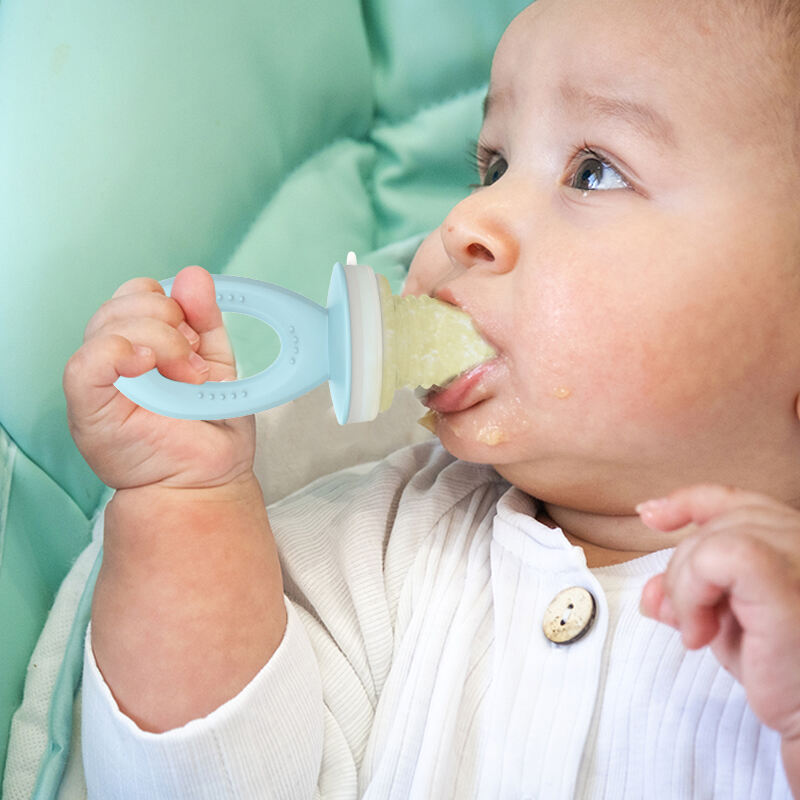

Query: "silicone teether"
<box><xmin>114</xmin><ymin>253</ymin><xmax>495</xmax><ymax>424</ymax></box>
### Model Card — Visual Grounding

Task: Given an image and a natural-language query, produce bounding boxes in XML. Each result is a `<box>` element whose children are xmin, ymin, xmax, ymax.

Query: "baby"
<box><xmin>64</xmin><ymin>0</ymin><xmax>800</xmax><ymax>797</ymax></box>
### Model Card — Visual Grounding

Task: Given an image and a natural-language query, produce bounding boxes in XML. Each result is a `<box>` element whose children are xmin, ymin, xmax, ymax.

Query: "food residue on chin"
<box><xmin>476</xmin><ymin>424</ymin><xmax>508</xmax><ymax>446</ymax></box>
<box><xmin>553</xmin><ymin>386</ymin><xmax>572</xmax><ymax>400</ymax></box>
<box><xmin>417</xmin><ymin>409</ymin><xmax>439</xmax><ymax>433</ymax></box>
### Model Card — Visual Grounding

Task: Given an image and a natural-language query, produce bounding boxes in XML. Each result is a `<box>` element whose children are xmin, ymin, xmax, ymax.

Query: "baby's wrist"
<box><xmin>106</xmin><ymin>472</ymin><xmax>267</xmax><ymax>543</ymax></box>
<box><xmin>112</xmin><ymin>470</ymin><xmax>263</xmax><ymax>506</ymax></box>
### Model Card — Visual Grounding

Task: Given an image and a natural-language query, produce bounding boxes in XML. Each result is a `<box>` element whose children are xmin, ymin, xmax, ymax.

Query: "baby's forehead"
<box><xmin>492</xmin><ymin>0</ymin><xmax>796</xmax><ymax>155</ymax></box>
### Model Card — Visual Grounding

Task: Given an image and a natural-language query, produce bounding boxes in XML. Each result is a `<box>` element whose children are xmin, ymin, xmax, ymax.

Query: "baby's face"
<box><xmin>406</xmin><ymin>0</ymin><xmax>800</xmax><ymax>509</ymax></box>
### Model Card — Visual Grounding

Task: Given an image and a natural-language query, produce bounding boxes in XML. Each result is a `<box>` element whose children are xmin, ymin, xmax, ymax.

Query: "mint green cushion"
<box><xmin>0</xmin><ymin>427</ymin><xmax>96</xmax><ymax>772</ymax></box>
<box><xmin>0</xmin><ymin>0</ymin><xmax>529</xmax><ymax>782</ymax></box>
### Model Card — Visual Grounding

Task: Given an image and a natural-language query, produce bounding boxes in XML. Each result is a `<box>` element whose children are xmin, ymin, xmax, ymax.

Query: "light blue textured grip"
<box><xmin>114</xmin><ymin>273</ymin><xmax>337</xmax><ymax>420</ymax></box>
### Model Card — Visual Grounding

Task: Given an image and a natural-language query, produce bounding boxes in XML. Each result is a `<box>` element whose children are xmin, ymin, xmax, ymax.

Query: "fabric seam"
<box><xmin>0</xmin><ymin>426</ymin><xmax>17</xmax><ymax>570</ymax></box>
<box><xmin>0</xmin><ymin>422</ymin><xmax>95</xmax><ymax>525</ymax></box>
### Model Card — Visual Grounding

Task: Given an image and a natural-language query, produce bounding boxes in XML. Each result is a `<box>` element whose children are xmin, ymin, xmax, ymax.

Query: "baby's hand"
<box><xmin>64</xmin><ymin>266</ymin><xmax>256</xmax><ymax>491</ymax></box>
<box><xmin>638</xmin><ymin>485</ymin><xmax>800</xmax><ymax>749</ymax></box>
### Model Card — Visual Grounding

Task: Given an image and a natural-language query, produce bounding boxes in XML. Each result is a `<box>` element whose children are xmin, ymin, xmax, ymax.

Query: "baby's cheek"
<box><xmin>590</xmin><ymin>307</ymin><xmax>749</xmax><ymax>435</ymax></box>
<box><xmin>532</xmin><ymin>299</ymin><xmax>698</xmax><ymax>433</ymax></box>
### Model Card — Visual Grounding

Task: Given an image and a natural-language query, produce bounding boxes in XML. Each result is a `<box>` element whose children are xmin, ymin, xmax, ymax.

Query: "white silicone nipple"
<box><xmin>341</xmin><ymin>254</ymin><xmax>383</xmax><ymax>423</ymax></box>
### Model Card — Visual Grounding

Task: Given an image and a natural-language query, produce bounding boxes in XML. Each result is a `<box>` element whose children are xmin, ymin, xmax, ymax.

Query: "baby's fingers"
<box><xmin>658</xmin><ymin>542</ymin><xmax>729</xmax><ymax>650</ymax></box>
<box><xmin>640</xmin><ymin>573</ymin><xmax>678</xmax><ymax>626</ymax></box>
<box><xmin>636</xmin><ymin>484</ymin><xmax>780</xmax><ymax>532</ymax></box>
<box><xmin>64</xmin><ymin>334</ymin><xmax>157</xmax><ymax>429</ymax></box>
<box><xmin>85</xmin><ymin>291</ymin><xmax>197</xmax><ymax>346</ymax></box>
<box><xmin>111</xmin><ymin>276</ymin><xmax>166</xmax><ymax>300</ymax></box>
<box><xmin>66</xmin><ymin>317</ymin><xmax>212</xmax><ymax>426</ymax></box>
<box><xmin>641</xmin><ymin>562</ymin><xmax>724</xmax><ymax>650</ymax></box>
<box><xmin>646</xmin><ymin>531</ymin><xmax>795</xmax><ymax>649</ymax></box>
<box><xmin>90</xmin><ymin>317</ymin><xmax>210</xmax><ymax>384</ymax></box>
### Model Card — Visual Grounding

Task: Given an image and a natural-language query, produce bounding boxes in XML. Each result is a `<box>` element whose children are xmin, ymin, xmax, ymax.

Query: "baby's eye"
<box><xmin>482</xmin><ymin>156</ymin><xmax>508</xmax><ymax>187</ymax></box>
<box><xmin>469</xmin><ymin>140</ymin><xmax>508</xmax><ymax>188</ymax></box>
<box><xmin>569</xmin><ymin>151</ymin><xmax>629</xmax><ymax>191</ymax></box>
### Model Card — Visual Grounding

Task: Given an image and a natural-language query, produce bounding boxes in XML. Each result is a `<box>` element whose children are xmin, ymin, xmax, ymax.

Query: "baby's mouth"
<box><xmin>423</xmin><ymin>359</ymin><xmax>500</xmax><ymax>414</ymax></box>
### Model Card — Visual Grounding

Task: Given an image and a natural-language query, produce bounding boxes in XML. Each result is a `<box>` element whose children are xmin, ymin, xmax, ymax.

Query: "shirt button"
<box><xmin>542</xmin><ymin>586</ymin><xmax>597</xmax><ymax>644</ymax></box>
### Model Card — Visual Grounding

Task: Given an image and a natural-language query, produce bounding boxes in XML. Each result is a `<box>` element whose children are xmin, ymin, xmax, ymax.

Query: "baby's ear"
<box><xmin>796</xmin><ymin>394</ymin><xmax>800</xmax><ymax>422</ymax></box>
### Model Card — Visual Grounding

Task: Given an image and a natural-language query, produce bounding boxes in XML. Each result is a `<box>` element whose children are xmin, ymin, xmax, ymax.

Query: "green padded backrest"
<box><xmin>0</xmin><ymin>0</ymin><xmax>529</xmax><ymax>775</ymax></box>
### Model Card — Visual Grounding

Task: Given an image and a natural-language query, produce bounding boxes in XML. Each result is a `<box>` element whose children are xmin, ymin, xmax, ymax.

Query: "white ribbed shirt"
<box><xmin>82</xmin><ymin>441</ymin><xmax>791</xmax><ymax>798</ymax></box>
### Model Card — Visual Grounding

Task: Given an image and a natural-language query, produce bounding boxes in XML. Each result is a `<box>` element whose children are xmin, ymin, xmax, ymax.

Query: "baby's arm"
<box><xmin>92</xmin><ymin>474</ymin><xmax>285</xmax><ymax>732</ymax></box>
<box><xmin>638</xmin><ymin>485</ymin><xmax>800</xmax><ymax>797</ymax></box>
<box><xmin>64</xmin><ymin>266</ymin><xmax>285</xmax><ymax>732</ymax></box>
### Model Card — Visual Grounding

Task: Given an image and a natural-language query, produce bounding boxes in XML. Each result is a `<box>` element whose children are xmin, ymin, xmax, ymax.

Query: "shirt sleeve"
<box><xmin>80</xmin><ymin>441</ymin><xmax>500</xmax><ymax>799</ymax></box>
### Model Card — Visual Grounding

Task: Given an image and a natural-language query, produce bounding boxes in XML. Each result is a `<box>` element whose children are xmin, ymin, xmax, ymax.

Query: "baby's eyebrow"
<box><xmin>482</xmin><ymin>86</ymin><xmax>512</xmax><ymax>122</ymax></box>
<box><xmin>559</xmin><ymin>82</ymin><xmax>678</xmax><ymax>149</ymax></box>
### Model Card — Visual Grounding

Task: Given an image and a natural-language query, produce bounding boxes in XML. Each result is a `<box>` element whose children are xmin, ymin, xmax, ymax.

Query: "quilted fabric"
<box><xmin>0</xmin><ymin>0</ymin><xmax>530</xmax><ymax>781</ymax></box>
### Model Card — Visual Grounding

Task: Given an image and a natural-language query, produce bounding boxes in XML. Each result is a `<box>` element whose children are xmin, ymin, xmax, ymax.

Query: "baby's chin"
<box><xmin>423</xmin><ymin>399</ymin><xmax>529</xmax><ymax>466</ymax></box>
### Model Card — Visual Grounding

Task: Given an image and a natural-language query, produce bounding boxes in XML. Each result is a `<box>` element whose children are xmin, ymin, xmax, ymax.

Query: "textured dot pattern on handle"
<box><xmin>114</xmin><ymin>274</ymin><xmax>334</xmax><ymax>420</ymax></box>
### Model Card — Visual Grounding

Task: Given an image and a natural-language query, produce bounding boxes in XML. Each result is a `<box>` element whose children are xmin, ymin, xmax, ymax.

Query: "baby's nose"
<box><xmin>464</xmin><ymin>242</ymin><xmax>494</xmax><ymax>262</ymax></box>
<box><xmin>439</xmin><ymin>193</ymin><xmax>518</xmax><ymax>274</ymax></box>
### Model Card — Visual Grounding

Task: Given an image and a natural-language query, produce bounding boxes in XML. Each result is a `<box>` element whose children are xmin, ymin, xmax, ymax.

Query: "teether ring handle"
<box><xmin>114</xmin><ymin>275</ymin><xmax>330</xmax><ymax>420</ymax></box>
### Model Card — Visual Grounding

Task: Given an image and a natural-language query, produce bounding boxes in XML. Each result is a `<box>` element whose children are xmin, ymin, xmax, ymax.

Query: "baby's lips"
<box><xmin>423</xmin><ymin>359</ymin><xmax>498</xmax><ymax>414</ymax></box>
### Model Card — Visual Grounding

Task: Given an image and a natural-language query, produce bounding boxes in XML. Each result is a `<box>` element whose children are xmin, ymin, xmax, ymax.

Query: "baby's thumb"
<box><xmin>64</xmin><ymin>334</ymin><xmax>156</xmax><ymax>425</ymax></box>
<box><xmin>170</xmin><ymin>266</ymin><xmax>236</xmax><ymax>380</ymax></box>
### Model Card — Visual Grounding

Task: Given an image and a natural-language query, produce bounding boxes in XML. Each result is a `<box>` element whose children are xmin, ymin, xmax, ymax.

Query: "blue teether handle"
<box><xmin>114</xmin><ymin>275</ymin><xmax>330</xmax><ymax>420</ymax></box>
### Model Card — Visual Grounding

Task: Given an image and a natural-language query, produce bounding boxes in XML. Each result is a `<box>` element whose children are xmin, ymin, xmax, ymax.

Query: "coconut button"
<box><xmin>542</xmin><ymin>586</ymin><xmax>597</xmax><ymax>645</ymax></box>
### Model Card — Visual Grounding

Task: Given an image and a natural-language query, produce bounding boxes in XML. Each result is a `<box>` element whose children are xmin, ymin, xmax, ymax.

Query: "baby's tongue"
<box><xmin>423</xmin><ymin>361</ymin><xmax>494</xmax><ymax>414</ymax></box>
<box><xmin>377</xmin><ymin>276</ymin><xmax>496</xmax><ymax>411</ymax></box>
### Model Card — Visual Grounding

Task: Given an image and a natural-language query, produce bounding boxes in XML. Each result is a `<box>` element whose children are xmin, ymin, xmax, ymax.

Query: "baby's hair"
<box><xmin>753</xmin><ymin>0</ymin><xmax>800</xmax><ymax>39</ymax></box>
<box><xmin>759</xmin><ymin>0</ymin><xmax>800</xmax><ymax>159</ymax></box>
<box><xmin>724</xmin><ymin>0</ymin><xmax>800</xmax><ymax>78</ymax></box>
<box><xmin>753</xmin><ymin>0</ymin><xmax>800</xmax><ymax>69</ymax></box>
<box><xmin>723</xmin><ymin>0</ymin><xmax>800</xmax><ymax>163</ymax></box>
